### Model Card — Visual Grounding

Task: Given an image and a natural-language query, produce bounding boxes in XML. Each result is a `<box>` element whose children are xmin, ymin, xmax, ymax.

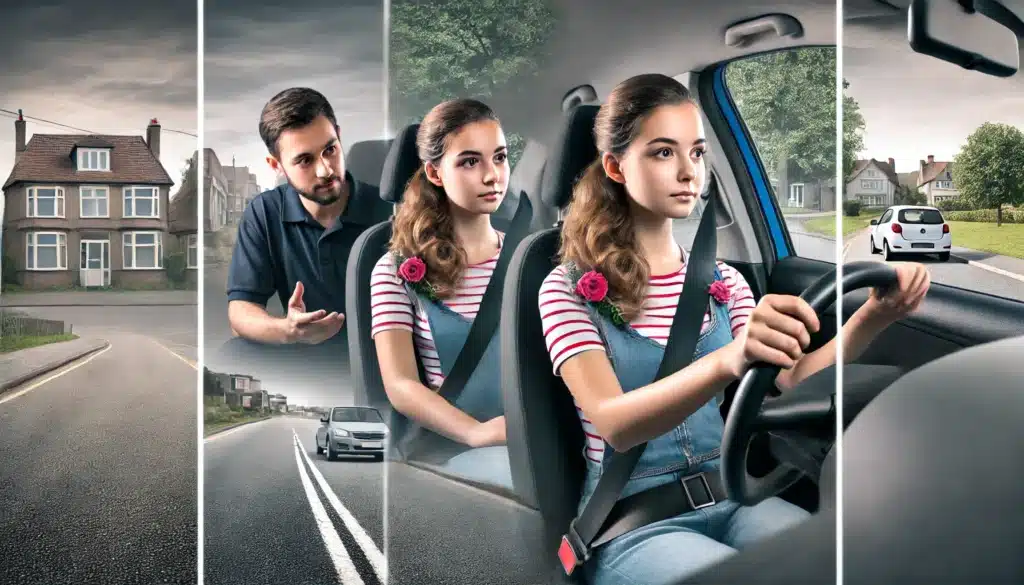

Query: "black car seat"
<box><xmin>500</xmin><ymin>104</ymin><xmax>599</xmax><ymax>568</ymax></box>
<box><xmin>347</xmin><ymin>124</ymin><xmax>420</xmax><ymax>415</ymax></box>
<box><xmin>345</xmin><ymin>138</ymin><xmax>393</xmax><ymax>186</ymax></box>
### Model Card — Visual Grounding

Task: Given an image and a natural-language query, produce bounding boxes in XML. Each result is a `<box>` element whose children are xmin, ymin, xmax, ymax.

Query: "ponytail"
<box><xmin>559</xmin><ymin>160</ymin><xmax>649</xmax><ymax>321</ymax></box>
<box><xmin>388</xmin><ymin>168</ymin><xmax>466</xmax><ymax>298</ymax></box>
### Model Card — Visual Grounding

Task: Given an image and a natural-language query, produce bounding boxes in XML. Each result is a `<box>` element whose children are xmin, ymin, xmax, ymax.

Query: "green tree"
<box><xmin>894</xmin><ymin>183</ymin><xmax>926</xmax><ymax>206</ymax></box>
<box><xmin>952</xmin><ymin>122</ymin><xmax>1024</xmax><ymax>226</ymax></box>
<box><xmin>389</xmin><ymin>0</ymin><xmax>557</xmax><ymax>165</ymax></box>
<box><xmin>725</xmin><ymin>48</ymin><xmax>866</xmax><ymax>184</ymax></box>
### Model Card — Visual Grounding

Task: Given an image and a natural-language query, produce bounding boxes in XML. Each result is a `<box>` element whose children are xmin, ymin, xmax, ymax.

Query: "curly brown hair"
<box><xmin>388</xmin><ymin>98</ymin><xmax>501</xmax><ymax>299</ymax></box>
<box><xmin>559</xmin><ymin>74</ymin><xmax>696</xmax><ymax>321</ymax></box>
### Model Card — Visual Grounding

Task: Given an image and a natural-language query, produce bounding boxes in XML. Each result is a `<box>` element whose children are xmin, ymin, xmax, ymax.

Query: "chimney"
<box><xmin>146</xmin><ymin>118</ymin><xmax>161</xmax><ymax>159</ymax></box>
<box><xmin>887</xmin><ymin>157</ymin><xmax>895</xmax><ymax>170</ymax></box>
<box><xmin>15</xmin><ymin>109</ymin><xmax>26</xmax><ymax>161</ymax></box>
<box><xmin>926</xmin><ymin>154</ymin><xmax>934</xmax><ymax>164</ymax></box>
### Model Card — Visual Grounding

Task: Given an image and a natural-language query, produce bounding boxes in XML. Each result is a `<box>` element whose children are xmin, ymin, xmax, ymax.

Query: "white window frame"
<box><xmin>788</xmin><ymin>183</ymin><xmax>805</xmax><ymax>207</ymax></box>
<box><xmin>26</xmin><ymin>186</ymin><xmax>66</xmax><ymax>218</ymax></box>
<box><xmin>187</xmin><ymin>234</ymin><xmax>198</xmax><ymax>269</ymax></box>
<box><xmin>25</xmin><ymin>231</ymin><xmax>67</xmax><ymax>271</ymax></box>
<box><xmin>122</xmin><ymin>230</ymin><xmax>163</xmax><ymax>270</ymax></box>
<box><xmin>79</xmin><ymin>185</ymin><xmax>110</xmax><ymax>218</ymax></box>
<box><xmin>77</xmin><ymin>148</ymin><xmax>111</xmax><ymax>172</ymax></box>
<box><xmin>123</xmin><ymin>185</ymin><xmax>160</xmax><ymax>219</ymax></box>
<box><xmin>936</xmin><ymin>180</ymin><xmax>953</xmax><ymax>189</ymax></box>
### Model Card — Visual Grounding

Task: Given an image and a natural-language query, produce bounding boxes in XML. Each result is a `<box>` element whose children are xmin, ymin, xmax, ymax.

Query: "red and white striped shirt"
<box><xmin>369</xmin><ymin>247</ymin><xmax>501</xmax><ymax>389</ymax></box>
<box><xmin>538</xmin><ymin>260</ymin><xmax>756</xmax><ymax>464</ymax></box>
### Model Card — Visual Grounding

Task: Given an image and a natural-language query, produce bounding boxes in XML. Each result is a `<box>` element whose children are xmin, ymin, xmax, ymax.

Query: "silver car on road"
<box><xmin>315</xmin><ymin>406</ymin><xmax>389</xmax><ymax>461</ymax></box>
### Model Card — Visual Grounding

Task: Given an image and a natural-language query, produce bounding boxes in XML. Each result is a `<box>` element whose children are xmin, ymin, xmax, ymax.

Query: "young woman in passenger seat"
<box><xmin>539</xmin><ymin>73</ymin><xmax>931</xmax><ymax>585</ymax></box>
<box><xmin>370</xmin><ymin>98</ymin><xmax>513</xmax><ymax>489</ymax></box>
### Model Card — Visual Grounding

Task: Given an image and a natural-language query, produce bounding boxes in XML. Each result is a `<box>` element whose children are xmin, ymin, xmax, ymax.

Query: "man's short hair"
<box><xmin>259</xmin><ymin>88</ymin><xmax>338</xmax><ymax>157</ymax></box>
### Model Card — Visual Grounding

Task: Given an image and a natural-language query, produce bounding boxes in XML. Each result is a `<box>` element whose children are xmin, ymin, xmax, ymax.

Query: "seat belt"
<box><xmin>395</xmin><ymin>193</ymin><xmax>533</xmax><ymax>461</ymax></box>
<box><xmin>558</xmin><ymin>191</ymin><xmax>720</xmax><ymax>576</ymax></box>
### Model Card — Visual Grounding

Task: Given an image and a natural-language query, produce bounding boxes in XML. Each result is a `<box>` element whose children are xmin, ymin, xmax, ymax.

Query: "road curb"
<box><xmin>950</xmin><ymin>253</ymin><xmax>1024</xmax><ymax>283</ymax></box>
<box><xmin>204</xmin><ymin>416</ymin><xmax>273</xmax><ymax>439</ymax></box>
<box><xmin>0</xmin><ymin>339</ymin><xmax>110</xmax><ymax>393</ymax></box>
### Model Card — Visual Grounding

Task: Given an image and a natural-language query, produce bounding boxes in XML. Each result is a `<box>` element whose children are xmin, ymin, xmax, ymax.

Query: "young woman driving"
<box><xmin>538</xmin><ymin>73</ymin><xmax>930</xmax><ymax>584</ymax></box>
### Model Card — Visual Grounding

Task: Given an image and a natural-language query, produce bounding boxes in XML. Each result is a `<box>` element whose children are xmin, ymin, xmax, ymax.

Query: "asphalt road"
<box><xmin>205</xmin><ymin>417</ymin><xmax>552</xmax><ymax>585</ymax></box>
<box><xmin>0</xmin><ymin>332</ymin><xmax>198</xmax><ymax>585</ymax></box>
<box><xmin>844</xmin><ymin>228</ymin><xmax>1024</xmax><ymax>302</ymax></box>
<box><xmin>7</xmin><ymin>303</ymin><xmax>198</xmax><ymax>364</ymax></box>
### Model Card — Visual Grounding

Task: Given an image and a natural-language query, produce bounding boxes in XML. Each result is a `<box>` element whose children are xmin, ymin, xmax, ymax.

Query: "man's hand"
<box><xmin>282</xmin><ymin>281</ymin><xmax>345</xmax><ymax>344</ymax></box>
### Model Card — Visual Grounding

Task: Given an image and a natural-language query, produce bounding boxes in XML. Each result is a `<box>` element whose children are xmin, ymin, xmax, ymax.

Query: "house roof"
<box><xmin>3</xmin><ymin>133</ymin><xmax>174</xmax><ymax>190</ymax></box>
<box><xmin>919</xmin><ymin>160</ymin><xmax>952</xmax><ymax>185</ymax></box>
<box><xmin>849</xmin><ymin>158</ymin><xmax>900</xmax><ymax>186</ymax></box>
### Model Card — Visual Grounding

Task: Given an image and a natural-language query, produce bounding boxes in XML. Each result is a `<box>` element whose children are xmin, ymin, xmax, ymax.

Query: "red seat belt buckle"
<box><xmin>558</xmin><ymin>535</ymin><xmax>581</xmax><ymax>576</ymax></box>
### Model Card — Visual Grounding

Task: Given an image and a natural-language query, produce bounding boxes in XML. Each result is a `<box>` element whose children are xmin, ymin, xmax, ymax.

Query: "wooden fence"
<box><xmin>0</xmin><ymin>311</ymin><xmax>67</xmax><ymax>338</ymax></box>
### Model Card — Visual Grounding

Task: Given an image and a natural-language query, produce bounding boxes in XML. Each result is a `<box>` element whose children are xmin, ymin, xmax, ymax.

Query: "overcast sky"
<box><xmin>204</xmin><ymin>0</ymin><xmax>386</xmax><ymax>191</ymax></box>
<box><xmin>845</xmin><ymin>15</ymin><xmax>1024</xmax><ymax>172</ymax></box>
<box><xmin>0</xmin><ymin>1</ymin><xmax>197</xmax><ymax>203</ymax></box>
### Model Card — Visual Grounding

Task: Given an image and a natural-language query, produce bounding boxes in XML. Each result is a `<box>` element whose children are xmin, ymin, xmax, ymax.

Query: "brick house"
<box><xmin>2</xmin><ymin>111</ymin><xmax>174</xmax><ymax>289</ymax></box>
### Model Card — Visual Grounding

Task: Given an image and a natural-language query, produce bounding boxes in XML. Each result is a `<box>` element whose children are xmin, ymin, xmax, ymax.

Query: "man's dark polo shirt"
<box><xmin>227</xmin><ymin>173</ymin><xmax>392</xmax><ymax>320</ymax></box>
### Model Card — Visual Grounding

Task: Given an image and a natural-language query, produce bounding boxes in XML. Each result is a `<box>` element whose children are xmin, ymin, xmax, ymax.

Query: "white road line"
<box><xmin>0</xmin><ymin>343</ymin><xmax>112</xmax><ymax>406</ymax></box>
<box><xmin>293</xmin><ymin>436</ymin><xmax>366</xmax><ymax>585</ymax></box>
<box><xmin>954</xmin><ymin>256</ymin><xmax>1024</xmax><ymax>283</ymax></box>
<box><xmin>151</xmin><ymin>338</ymin><xmax>198</xmax><ymax>370</ymax></box>
<box><xmin>294</xmin><ymin>431</ymin><xmax>387</xmax><ymax>583</ymax></box>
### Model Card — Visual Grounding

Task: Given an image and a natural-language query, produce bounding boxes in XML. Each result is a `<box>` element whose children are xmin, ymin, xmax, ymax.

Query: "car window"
<box><xmin>332</xmin><ymin>408</ymin><xmax>383</xmax><ymax>423</ymax></box>
<box><xmin>721</xmin><ymin>47</ymin><xmax>839</xmax><ymax>264</ymax></box>
<box><xmin>845</xmin><ymin>21</ymin><xmax>1024</xmax><ymax>303</ymax></box>
<box><xmin>879</xmin><ymin>209</ymin><xmax>893</xmax><ymax>223</ymax></box>
<box><xmin>899</xmin><ymin>209</ymin><xmax>944</xmax><ymax>224</ymax></box>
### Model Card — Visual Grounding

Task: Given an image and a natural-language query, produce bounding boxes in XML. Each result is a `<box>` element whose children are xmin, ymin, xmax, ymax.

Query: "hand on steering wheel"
<box><xmin>723</xmin><ymin>295</ymin><xmax>822</xmax><ymax>378</ymax></box>
<box><xmin>720</xmin><ymin>261</ymin><xmax>900</xmax><ymax>506</ymax></box>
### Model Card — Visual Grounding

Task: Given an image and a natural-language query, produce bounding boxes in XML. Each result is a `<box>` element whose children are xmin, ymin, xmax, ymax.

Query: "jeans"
<box><xmin>585</xmin><ymin>496</ymin><xmax>811</xmax><ymax>585</ymax></box>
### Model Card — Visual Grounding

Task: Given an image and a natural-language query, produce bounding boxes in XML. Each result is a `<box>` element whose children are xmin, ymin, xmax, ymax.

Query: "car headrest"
<box><xmin>380</xmin><ymin>123</ymin><xmax>421</xmax><ymax>203</ymax></box>
<box><xmin>346</xmin><ymin>139</ymin><xmax>393</xmax><ymax>187</ymax></box>
<box><xmin>540</xmin><ymin>104</ymin><xmax>599</xmax><ymax>209</ymax></box>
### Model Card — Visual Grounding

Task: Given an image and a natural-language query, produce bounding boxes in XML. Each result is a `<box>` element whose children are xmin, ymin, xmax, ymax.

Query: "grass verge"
<box><xmin>0</xmin><ymin>333</ymin><xmax>78</xmax><ymax>354</ymax></box>
<box><xmin>947</xmin><ymin>221</ymin><xmax>1024</xmax><ymax>259</ymax></box>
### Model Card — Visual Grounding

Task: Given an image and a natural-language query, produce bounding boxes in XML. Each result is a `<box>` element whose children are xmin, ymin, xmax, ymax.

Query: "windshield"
<box><xmin>332</xmin><ymin>408</ymin><xmax>383</xmax><ymax>423</ymax></box>
<box><xmin>898</xmin><ymin>209</ymin><xmax>944</xmax><ymax>224</ymax></box>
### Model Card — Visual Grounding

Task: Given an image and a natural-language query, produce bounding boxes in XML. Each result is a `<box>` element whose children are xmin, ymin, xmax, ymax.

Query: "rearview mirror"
<box><xmin>320</xmin><ymin>415</ymin><xmax>329</xmax><ymax>423</ymax></box>
<box><xmin>870</xmin><ymin>219</ymin><xmax>878</xmax><ymax>225</ymax></box>
<box><xmin>909</xmin><ymin>0</ymin><xmax>1021</xmax><ymax>77</ymax></box>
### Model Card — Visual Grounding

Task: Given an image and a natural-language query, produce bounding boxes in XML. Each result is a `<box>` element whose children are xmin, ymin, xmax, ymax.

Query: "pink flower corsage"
<box><xmin>708</xmin><ymin>280</ymin><xmax>731</xmax><ymax>305</ymax></box>
<box><xmin>575</xmin><ymin>270</ymin><xmax>609</xmax><ymax>302</ymax></box>
<box><xmin>395</xmin><ymin>254</ymin><xmax>438</xmax><ymax>300</ymax></box>
<box><xmin>570</xmin><ymin>267</ymin><xmax>625</xmax><ymax>326</ymax></box>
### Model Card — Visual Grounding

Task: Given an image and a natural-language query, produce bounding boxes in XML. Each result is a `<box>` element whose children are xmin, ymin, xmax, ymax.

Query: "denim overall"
<box><xmin>577</xmin><ymin>266</ymin><xmax>810</xmax><ymax>585</ymax></box>
<box><xmin>404</xmin><ymin>284</ymin><xmax>514</xmax><ymax>490</ymax></box>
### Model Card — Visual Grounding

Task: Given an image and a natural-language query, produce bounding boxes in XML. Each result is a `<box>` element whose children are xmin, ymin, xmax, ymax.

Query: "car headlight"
<box><xmin>334</xmin><ymin>429</ymin><xmax>350</xmax><ymax>437</ymax></box>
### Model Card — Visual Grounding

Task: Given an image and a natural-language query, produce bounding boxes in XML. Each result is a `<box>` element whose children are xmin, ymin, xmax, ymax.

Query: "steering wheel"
<box><xmin>720</xmin><ymin>261</ymin><xmax>899</xmax><ymax>506</ymax></box>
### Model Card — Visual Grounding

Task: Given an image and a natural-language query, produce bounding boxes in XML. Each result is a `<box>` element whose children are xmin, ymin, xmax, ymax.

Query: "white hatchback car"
<box><xmin>869</xmin><ymin>205</ymin><xmax>952</xmax><ymax>262</ymax></box>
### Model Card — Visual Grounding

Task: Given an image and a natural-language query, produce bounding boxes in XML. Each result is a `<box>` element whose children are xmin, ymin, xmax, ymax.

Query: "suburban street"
<box><xmin>844</xmin><ymin>228</ymin><xmax>1024</xmax><ymax>302</ymax></box>
<box><xmin>0</xmin><ymin>296</ymin><xmax>198</xmax><ymax>584</ymax></box>
<box><xmin>205</xmin><ymin>416</ymin><xmax>549</xmax><ymax>585</ymax></box>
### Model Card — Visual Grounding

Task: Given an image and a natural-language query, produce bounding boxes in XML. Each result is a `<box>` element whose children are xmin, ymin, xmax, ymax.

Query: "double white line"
<box><xmin>291</xmin><ymin>430</ymin><xmax>387</xmax><ymax>585</ymax></box>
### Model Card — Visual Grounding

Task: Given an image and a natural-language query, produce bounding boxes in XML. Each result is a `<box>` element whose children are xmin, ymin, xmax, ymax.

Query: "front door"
<box><xmin>79</xmin><ymin>240</ymin><xmax>110</xmax><ymax>287</ymax></box>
